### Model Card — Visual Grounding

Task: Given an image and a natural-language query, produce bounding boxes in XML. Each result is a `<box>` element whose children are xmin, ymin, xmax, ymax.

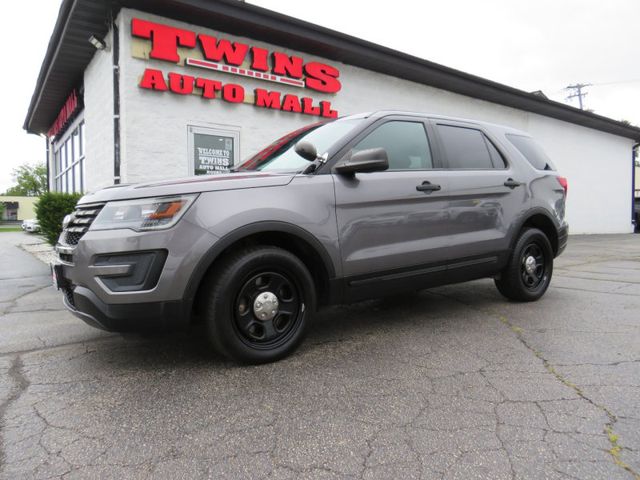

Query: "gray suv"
<box><xmin>52</xmin><ymin>111</ymin><xmax>568</xmax><ymax>363</ymax></box>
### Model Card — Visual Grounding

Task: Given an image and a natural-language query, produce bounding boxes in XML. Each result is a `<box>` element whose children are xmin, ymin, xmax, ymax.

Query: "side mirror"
<box><xmin>294</xmin><ymin>140</ymin><xmax>318</xmax><ymax>161</ymax></box>
<box><xmin>334</xmin><ymin>148</ymin><xmax>389</xmax><ymax>175</ymax></box>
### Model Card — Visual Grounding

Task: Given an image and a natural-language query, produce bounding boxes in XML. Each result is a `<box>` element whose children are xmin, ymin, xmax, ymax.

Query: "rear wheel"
<box><xmin>203</xmin><ymin>246</ymin><xmax>316</xmax><ymax>364</ymax></box>
<box><xmin>495</xmin><ymin>228</ymin><xmax>553</xmax><ymax>302</ymax></box>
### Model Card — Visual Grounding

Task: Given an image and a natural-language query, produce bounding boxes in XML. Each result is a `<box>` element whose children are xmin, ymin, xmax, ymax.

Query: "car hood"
<box><xmin>77</xmin><ymin>172</ymin><xmax>295</xmax><ymax>204</ymax></box>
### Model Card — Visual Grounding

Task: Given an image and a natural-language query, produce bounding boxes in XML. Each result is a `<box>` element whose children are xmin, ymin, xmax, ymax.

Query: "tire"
<box><xmin>203</xmin><ymin>246</ymin><xmax>316</xmax><ymax>364</ymax></box>
<box><xmin>495</xmin><ymin>228</ymin><xmax>553</xmax><ymax>302</ymax></box>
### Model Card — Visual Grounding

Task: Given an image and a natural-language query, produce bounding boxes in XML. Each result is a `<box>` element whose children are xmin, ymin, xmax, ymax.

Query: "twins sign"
<box><xmin>132</xmin><ymin>18</ymin><xmax>340</xmax><ymax>118</ymax></box>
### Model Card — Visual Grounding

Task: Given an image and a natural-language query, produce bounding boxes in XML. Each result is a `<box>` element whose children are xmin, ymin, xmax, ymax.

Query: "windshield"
<box><xmin>238</xmin><ymin>118</ymin><xmax>365</xmax><ymax>172</ymax></box>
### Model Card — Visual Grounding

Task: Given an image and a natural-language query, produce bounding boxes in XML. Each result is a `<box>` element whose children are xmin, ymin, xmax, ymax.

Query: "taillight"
<box><xmin>557</xmin><ymin>176</ymin><xmax>568</xmax><ymax>196</ymax></box>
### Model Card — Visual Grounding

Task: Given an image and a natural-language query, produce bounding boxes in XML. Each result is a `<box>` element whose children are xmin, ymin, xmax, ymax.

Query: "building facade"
<box><xmin>0</xmin><ymin>196</ymin><xmax>39</xmax><ymax>222</ymax></box>
<box><xmin>25</xmin><ymin>0</ymin><xmax>640</xmax><ymax>234</ymax></box>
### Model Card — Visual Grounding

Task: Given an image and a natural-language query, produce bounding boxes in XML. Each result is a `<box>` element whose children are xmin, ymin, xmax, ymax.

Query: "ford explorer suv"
<box><xmin>52</xmin><ymin>111</ymin><xmax>568</xmax><ymax>363</ymax></box>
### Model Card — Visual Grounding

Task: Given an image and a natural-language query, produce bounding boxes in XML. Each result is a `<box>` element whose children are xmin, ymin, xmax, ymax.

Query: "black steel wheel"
<box><xmin>203</xmin><ymin>246</ymin><xmax>315</xmax><ymax>364</ymax></box>
<box><xmin>520</xmin><ymin>243</ymin><xmax>546</xmax><ymax>289</ymax></box>
<box><xmin>495</xmin><ymin>228</ymin><xmax>553</xmax><ymax>302</ymax></box>
<box><xmin>233</xmin><ymin>271</ymin><xmax>302</xmax><ymax>349</ymax></box>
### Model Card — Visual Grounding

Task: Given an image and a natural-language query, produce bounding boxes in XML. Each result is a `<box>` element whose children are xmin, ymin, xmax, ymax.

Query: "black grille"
<box><xmin>64</xmin><ymin>231</ymin><xmax>84</xmax><ymax>245</ymax></box>
<box><xmin>62</xmin><ymin>287</ymin><xmax>76</xmax><ymax>308</ymax></box>
<box><xmin>63</xmin><ymin>203</ymin><xmax>104</xmax><ymax>246</ymax></box>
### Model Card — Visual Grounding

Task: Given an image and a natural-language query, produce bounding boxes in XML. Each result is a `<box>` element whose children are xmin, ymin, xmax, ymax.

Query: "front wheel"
<box><xmin>495</xmin><ymin>228</ymin><xmax>553</xmax><ymax>302</ymax></box>
<box><xmin>203</xmin><ymin>246</ymin><xmax>316</xmax><ymax>364</ymax></box>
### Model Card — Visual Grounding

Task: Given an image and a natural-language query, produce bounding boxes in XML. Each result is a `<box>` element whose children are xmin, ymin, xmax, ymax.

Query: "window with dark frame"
<box><xmin>353</xmin><ymin>121</ymin><xmax>434</xmax><ymax>170</ymax></box>
<box><xmin>483</xmin><ymin>136</ymin><xmax>507</xmax><ymax>168</ymax></box>
<box><xmin>53</xmin><ymin>120</ymin><xmax>85</xmax><ymax>193</ymax></box>
<box><xmin>506</xmin><ymin>133</ymin><xmax>555</xmax><ymax>171</ymax></box>
<box><xmin>436</xmin><ymin>124</ymin><xmax>503</xmax><ymax>170</ymax></box>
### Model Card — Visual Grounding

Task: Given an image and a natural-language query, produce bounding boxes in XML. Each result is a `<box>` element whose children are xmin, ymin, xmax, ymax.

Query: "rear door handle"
<box><xmin>416</xmin><ymin>181</ymin><xmax>441</xmax><ymax>193</ymax></box>
<box><xmin>504</xmin><ymin>178</ymin><xmax>522</xmax><ymax>189</ymax></box>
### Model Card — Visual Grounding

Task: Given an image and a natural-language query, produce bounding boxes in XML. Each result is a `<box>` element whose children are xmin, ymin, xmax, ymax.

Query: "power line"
<box><xmin>548</xmin><ymin>78</ymin><xmax>640</xmax><ymax>96</ymax></box>
<box><xmin>565</xmin><ymin>83</ymin><xmax>592</xmax><ymax>110</ymax></box>
<box><xmin>592</xmin><ymin>78</ymin><xmax>640</xmax><ymax>86</ymax></box>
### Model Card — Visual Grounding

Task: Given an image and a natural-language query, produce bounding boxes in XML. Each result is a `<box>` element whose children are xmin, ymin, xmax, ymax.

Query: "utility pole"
<box><xmin>565</xmin><ymin>83</ymin><xmax>592</xmax><ymax>110</ymax></box>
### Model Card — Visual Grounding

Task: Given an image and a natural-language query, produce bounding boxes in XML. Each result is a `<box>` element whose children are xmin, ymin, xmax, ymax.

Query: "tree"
<box><xmin>4</xmin><ymin>163</ymin><xmax>47</xmax><ymax>197</ymax></box>
<box><xmin>35</xmin><ymin>192</ymin><xmax>82</xmax><ymax>245</ymax></box>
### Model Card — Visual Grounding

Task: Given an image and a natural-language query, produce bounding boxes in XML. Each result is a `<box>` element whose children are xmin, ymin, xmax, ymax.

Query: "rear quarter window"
<box><xmin>506</xmin><ymin>134</ymin><xmax>556</xmax><ymax>171</ymax></box>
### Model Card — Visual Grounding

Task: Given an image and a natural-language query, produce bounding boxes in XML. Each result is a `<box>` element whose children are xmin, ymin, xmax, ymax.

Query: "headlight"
<box><xmin>90</xmin><ymin>194</ymin><xmax>198</xmax><ymax>232</ymax></box>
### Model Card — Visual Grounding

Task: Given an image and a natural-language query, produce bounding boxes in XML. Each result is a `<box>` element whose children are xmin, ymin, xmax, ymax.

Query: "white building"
<box><xmin>25</xmin><ymin>0</ymin><xmax>640</xmax><ymax>234</ymax></box>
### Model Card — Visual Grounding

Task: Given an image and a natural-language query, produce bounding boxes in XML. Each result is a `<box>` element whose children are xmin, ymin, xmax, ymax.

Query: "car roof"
<box><xmin>348</xmin><ymin>110</ymin><xmax>531</xmax><ymax>137</ymax></box>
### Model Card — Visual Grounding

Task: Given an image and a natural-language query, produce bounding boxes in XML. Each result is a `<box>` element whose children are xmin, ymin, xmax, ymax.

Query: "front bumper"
<box><xmin>53</xmin><ymin>217</ymin><xmax>218</xmax><ymax>332</ymax></box>
<box><xmin>61</xmin><ymin>283</ymin><xmax>187</xmax><ymax>332</ymax></box>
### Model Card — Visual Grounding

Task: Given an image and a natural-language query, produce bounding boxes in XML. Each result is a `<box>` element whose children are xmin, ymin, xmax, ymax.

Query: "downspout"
<box><xmin>111</xmin><ymin>10</ymin><xmax>121</xmax><ymax>184</ymax></box>
<box><xmin>633</xmin><ymin>143</ymin><xmax>639</xmax><ymax>231</ymax></box>
<box><xmin>44</xmin><ymin>134</ymin><xmax>50</xmax><ymax>192</ymax></box>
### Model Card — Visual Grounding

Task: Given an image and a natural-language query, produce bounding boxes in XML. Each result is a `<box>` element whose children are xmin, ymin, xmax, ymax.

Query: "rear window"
<box><xmin>436</xmin><ymin>125</ymin><xmax>496</xmax><ymax>169</ymax></box>
<box><xmin>506</xmin><ymin>134</ymin><xmax>555</xmax><ymax>170</ymax></box>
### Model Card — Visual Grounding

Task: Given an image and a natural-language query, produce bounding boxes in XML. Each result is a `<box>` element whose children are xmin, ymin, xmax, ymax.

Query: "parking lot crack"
<box><xmin>493</xmin><ymin>402</ymin><xmax>517</xmax><ymax>480</ymax></box>
<box><xmin>495</xmin><ymin>313</ymin><xmax>640</xmax><ymax>480</ymax></box>
<box><xmin>0</xmin><ymin>336</ymin><xmax>118</xmax><ymax>358</ymax></box>
<box><xmin>554</xmin><ymin>272</ymin><xmax>640</xmax><ymax>285</ymax></box>
<box><xmin>430</xmin><ymin>290</ymin><xmax>640</xmax><ymax>479</ymax></box>
<box><xmin>0</xmin><ymin>284</ymin><xmax>52</xmax><ymax>316</ymax></box>
<box><xmin>553</xmin><ymin>285</ymin><xmax>640</xmax><ymax>297</ymax></box>
<box><xmin>359</xmin><ymin>432</ymin><xmax>375</xmax><ymax>479</ymax></box>
<box><xmin>0</xmin><ymin>355</ymin><xmax>30</xmax><ymax>471</ymax></box>
<box><xmin>554</xmin><ymin>359</ymin><xmax>640</xmax><ymax>367</ymax></box>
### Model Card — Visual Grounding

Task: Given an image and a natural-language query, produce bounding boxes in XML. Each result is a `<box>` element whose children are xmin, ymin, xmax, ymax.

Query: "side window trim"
<box><xmin>482</xmin><ymin>135</ymin><xmax>508</xmax><ymax>169</ymax></box>
<box><xmin>422</xmin><ymin>120</ymin><xmax>446</xmax><ymax>170</ymax></box>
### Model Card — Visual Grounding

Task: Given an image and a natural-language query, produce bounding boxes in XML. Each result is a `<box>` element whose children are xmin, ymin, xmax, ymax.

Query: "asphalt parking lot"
<box><xmin>1</xmin><ymin>231</ymin><xmax>639</xmax><ymax>479</ymax></box>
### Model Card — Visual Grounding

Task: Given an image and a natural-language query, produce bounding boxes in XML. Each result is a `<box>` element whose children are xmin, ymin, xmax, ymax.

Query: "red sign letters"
<box><xmin>48</xmin><ymin>89</ymin><xmax>80</xmax><ymax>138</ymax></box>
<box><xmin>132</xmin><ymin>18</ymin><xmax>340</xmax><ymax>118</ymax></box>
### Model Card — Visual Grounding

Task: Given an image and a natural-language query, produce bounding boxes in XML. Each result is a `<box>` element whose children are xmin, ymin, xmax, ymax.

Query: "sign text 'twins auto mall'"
<box><xmin>132</xmin><ymin>18</ymin><xmax>340</xmax><ymax>118</ymax></box>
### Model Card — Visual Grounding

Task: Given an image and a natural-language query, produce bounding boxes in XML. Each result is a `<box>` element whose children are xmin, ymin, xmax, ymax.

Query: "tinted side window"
<box><xmin>436</xmin><ymin>125</ymin><xmax>494</xmax><ymax>169</ymax></box>
<box><xmin>354</xmin><ymin>121</ymin><xmax>433</xmax><ymax>170</ymax></box>
<box><xmin>506</xmin><ymin>134</ymin><xmax>555</xmax><ymax>170</ymax></box>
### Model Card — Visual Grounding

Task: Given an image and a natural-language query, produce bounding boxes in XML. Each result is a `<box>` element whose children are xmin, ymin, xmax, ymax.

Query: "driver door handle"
<box><xmin>504</xmin><ymin>178</ymin><xmax>522</xmax><ymax>189</ymax></box>
<box><xmin>416</xmin><ymin>181</ymin><xmax>441</xmax><ymax>193</ymax></box>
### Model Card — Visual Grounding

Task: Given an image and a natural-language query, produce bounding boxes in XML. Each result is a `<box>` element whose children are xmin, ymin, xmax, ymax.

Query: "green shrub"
<box><xmin>35</xmin><ymin>192</ymin><xmax>82</xmax><ymax>245</ymax></box>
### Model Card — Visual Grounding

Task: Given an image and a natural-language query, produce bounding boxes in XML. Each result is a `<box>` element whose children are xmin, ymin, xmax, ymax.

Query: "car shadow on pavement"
<box><xmin>75</xmin><ymin>281</ymin><xmax>501</xmax><ymax>371</ymax></box>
